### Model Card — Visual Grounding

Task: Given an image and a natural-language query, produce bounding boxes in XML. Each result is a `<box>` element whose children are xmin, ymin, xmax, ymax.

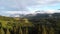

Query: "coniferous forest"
<box><xmin>0</xmin><ymin>13</ymin><xmax>60</xmax><ymax>34</ymax></box>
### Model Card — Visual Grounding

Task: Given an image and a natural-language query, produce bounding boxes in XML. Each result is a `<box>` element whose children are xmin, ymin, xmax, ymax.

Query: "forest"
<box><xmin>0</xmin><ymin>13</ymin><xmax>60</xmax><ymax>34</ymax></box>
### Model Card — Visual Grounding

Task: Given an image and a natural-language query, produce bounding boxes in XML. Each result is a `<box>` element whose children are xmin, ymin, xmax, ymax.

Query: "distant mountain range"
<box><xmin>7</xmin><ymin>11</ymin><xmax>60</xmax><ymax>18</ymax></box>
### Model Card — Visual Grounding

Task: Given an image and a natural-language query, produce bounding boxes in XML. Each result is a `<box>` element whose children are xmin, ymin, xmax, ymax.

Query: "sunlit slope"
<box><xmin>0</xmin><ymin>16</ymin><xmax>33</xmax><ymax>28</ymax></box>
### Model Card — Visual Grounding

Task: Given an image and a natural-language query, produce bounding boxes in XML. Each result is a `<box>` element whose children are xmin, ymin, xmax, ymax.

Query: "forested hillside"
<box><xmin>0</xmin><ymin>13</ymin><xmax>60</xmax><ymax>34</ymax></box>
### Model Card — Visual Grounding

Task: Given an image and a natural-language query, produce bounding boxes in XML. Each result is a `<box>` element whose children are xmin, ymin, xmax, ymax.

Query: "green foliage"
<box><xmin>0</xmin><ymin>16</ymin><xmax>60</xmax><ymax>34</ymax></box>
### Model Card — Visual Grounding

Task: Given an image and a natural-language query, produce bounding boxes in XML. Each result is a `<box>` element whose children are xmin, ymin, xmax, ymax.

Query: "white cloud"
<box><xmin>0</xmin><ymin>9</ymin><xmax>60</xmax><ymax>17</ymax></box>
<box><xmin>0</xmin><ymin>0</ymin><xmax>60</xmax><ymax>11</ymax></box>
<box><xmin>5</xmin><ymin>11</ymin><xmax>35</xmax><ymax>15</ymax></box>
<box><xmin>5</xmin><ymin>10</ymin><xmax>60</xmax><ymax>15</ymax></box>
<box><xmin>0</xmin><ymin>0</ymin><xmax>60</xmax><ymax>16</ymax></box>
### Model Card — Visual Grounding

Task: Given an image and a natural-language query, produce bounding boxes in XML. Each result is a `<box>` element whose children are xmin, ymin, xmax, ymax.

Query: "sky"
<box><xmin>0</xmin><ymin>0</ymin><xmax>60</xmax><ymax>16</ymax></box>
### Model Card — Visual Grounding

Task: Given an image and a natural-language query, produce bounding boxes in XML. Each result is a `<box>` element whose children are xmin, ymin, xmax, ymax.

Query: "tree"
<box><xmin>0</xmin><ymin>22</ymin><xmax>2</xmax><ymax>34</ymax></box>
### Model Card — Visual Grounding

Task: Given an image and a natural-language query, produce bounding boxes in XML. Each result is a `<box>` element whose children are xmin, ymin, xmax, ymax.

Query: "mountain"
<box><xmin>24</xmin><ymin>13</ymin><xmax>60</xmax><ymax>21</ymax></box>
<box><xmin>6</xmin><ymin>10</ymin><xmax>60</xmax><ymax>18</ymax></box>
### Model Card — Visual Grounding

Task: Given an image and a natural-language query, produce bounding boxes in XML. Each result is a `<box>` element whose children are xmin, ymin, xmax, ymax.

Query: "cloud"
<box><xmin>0</xmin><ymin>0</ymin><xmax>60</xmax><ymax>11</ymax></box>
<box><xmin>5</xmin><ymin>11</ymin><xmax>35</xmax><ymax>15</ymax></box>
<box><xmin>3</xmin><ymin>10</ymin><xmax>60</xmax><ymax>15</ymax></box>
<box><xmin>0</xmin><ymin>0</ymin><xmax>60</xmax><ymax>16</ymax></box>
<box><xmin>0</xmin><ymin>0</ymin><xmax>28</xmax><ymax>11</ymax></box>
<box><xmin>0</xmin><ymin>10</ymin><xmax>60</xmax><ymax>17</ymax></box>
